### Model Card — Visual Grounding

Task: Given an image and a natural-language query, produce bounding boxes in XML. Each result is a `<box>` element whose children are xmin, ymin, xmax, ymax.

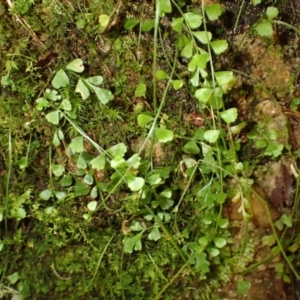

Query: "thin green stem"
<box><xmin>152</xmin><ymin>0</ymin><xmax>160</xmax><ymax>112</ymax></box>
<box><xmin>1</xmin><ymin>111</ymin><xmax>12</xmax><ymax>285</ymax></box>
<box><xmin>154</xmin><ymin>262</ymin><xmax>189</xmax><ymax>300</ymax></box>
<box><xmin>86</xmin><ymin>233</ymin><xmax>115</xmax><ymax>290</ymax></box>
<box><xmin>251</xmin><ymin>189</ymin><xmax>300</xmax><ymax>280</ymax></box>
<box><xmin>273</xmin><ymin>20</ymin><xmax>300</xmax><ymax>35</ymax></box>
<box><xmin>234</xmin><ymin>0</ymin><xmax>246</xmax><ymax>33</ymax></box>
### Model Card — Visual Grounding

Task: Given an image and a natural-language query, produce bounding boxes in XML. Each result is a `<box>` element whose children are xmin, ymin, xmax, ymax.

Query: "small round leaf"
<box><xmin>66</xmin><ymin>58</ymin><xmax>84</xmax><ymax>73</ymax></box>
<box><xmin>87</xmin><ymin>201</ymin><xmax>97</xmax><ymax>211</ymax></box>
<box><xmin>40</xmin><ymin>189</ymin><xmax>52</xmax><ymax>201</ymax></box>
<box><xmin>52</xmin><ymin>69</ymin><xmax>70</xmax><ymax>89</ymax></box>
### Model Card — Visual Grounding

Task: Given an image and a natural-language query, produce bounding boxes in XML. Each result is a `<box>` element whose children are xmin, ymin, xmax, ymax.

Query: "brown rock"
<box><xmin>224</xmin><ymin>184</ymin><xmax>279</xmax><ymax>228</ymax></box>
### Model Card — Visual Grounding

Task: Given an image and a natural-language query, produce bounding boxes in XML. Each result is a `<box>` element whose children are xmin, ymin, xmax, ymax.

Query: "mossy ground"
<box><xmin>0</xmin><ymin>1</ymin><xmax>300</xmax><ymax>299</ymax></box>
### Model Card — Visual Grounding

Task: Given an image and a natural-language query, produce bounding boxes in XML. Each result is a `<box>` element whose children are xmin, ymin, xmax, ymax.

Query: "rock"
<box><xmin>224</xmin><ymin>184</ymin><xmax>279</xmax><ymax>228</ymax></box>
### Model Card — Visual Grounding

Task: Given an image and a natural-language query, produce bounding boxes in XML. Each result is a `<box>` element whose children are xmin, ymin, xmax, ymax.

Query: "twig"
<box><xmin>6</xmin><ymin>0</ymin><xmax>46</xmax><ymax>49</ymax></box>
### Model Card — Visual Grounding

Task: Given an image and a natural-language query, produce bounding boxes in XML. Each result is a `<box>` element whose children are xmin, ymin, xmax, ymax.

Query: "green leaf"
<box><xmin>159</xmin><ymin>0</ymin><xmax>172</xmax><ymax>16</ymax></box>
<box><xmin>266</xmin><ymin>129</ymin><xmax>277</xmax><ymax>140</ymax></box>
<box><xmin>188</xmin><ymin>54</ymin><xmax>209</xmax><ymax>71</ymax></box>
<box><xmin>77</xmin><ymin>155</ymin><xmax>87</xmax><ymax>169</ymax></box>
<box><xmin>141</xmin><ymin>19</ymin><xmax>155</xmax><ymax>31</ymax></box>
<box><xmin>130</xmin><ymin>222</ymin><xmax>145</xmax><ymax>231</ymax></box>
<box><xmin>66</xmin><ymin>58</ymin><xmax>84</xmax><ymax>73</ymax></box>
<box><xmin>45</xmin><ymin>110</ymin><xmax>61</xmax><ymax>125</ymax></box>
<box><xmin>45</xmin><ymin>88</ymin><xmax>61</xmax><ymax>101</ymax></box>
<box><xmin>237</xmin><ymin>280</ymin><xmax>251</xmax><ymax>295</ymax></box>
<box><xmin>171</xmin><ymin>80</ymin><xmax>183</xmax><ymax>90</ymax></box>
<box><xmin>135</xmin><ymin>82</ymin><xmax>147</xmax><ymax>97</ymax></box>
<box><xmin>178</xmin><ymin>33</ymin><xmax>190</xmax><ymax>48</ymax></box>
<box><xmin>17</xmin><ymin>157</ymin><xmax>28</xmax><ymax>169</ymax></box>
<box><xmin>0</xmin><ymin>208</ymin><xmax>4</xmax><ymax>222</ymax></box>
<box><xmin>90</xmin><ymin>155</ymin><xmax>106</xmax><ymax>170</ymax></box>
<box><xmin>172</xmin><ymin>17</ymin><xmax>183</xmax><ymax>33</ymax></box>
<box><xmin>10</xmin><ymin>207</ymin><xmax>26</xmax><ymax>219</ymax></box>
<box><xmin>147</xmin><ymin>174</ymin><xmax>162</xmax><ymax>185</ymax></box>
<box><xmin>193</xmin><ymin>31</ymin><xmax>212</xmax><ymax>44</ymax></box>
<box><xmin>110</xmin><ymin>156</ymin><xmax>126</xmax><ymax>169</ymax></box>
<box><xmin>216</xmin><ymin>193</ymin><xmax>227</xmax><ymax>204</ymax></box>
<box><xmin>264</xmin><ymin>142</ymin><xmax>283</xmax><ymax>157</ymax></box>
<box><xmin>282</xmin><ymin>214</ymin><xmax>293</xmax><ymax>227</ymax></box>
<box><xmin>266</xmin><ymin>6</ymin><xmax>279</xmax><ymax>20</ymax></box>
<box><xmin>154</xmin><ymin>128</ymin><xmax>174</xmax><ymax>143</ymax></box>
<box><xmin>86</xmin><ymin>76</ymin><xmax>103</xmax><ymax>86</ymax></box>
<box><xmin>90</xmin><ymin>186</ymin><xmax>98</xmax><ymax>199</ymax></box>
<box><xmin>275</xmin><ymin>214</ymin><xmax>293</xmax><ymax>229</ymax></box>
<box><xmin>93</xmin><ymin>86</ymin><xmax>114</xmax><ymax>104</ymax></box>
<box><xmin>203</xmin><ymin>214</ymin><xmax>213</xmax><ymax>224</ymax></box>
<box><xmin>148</xmin><ymin>226</ymin><xmax>161</xmax><ymax>241</ymax></box>
<box><xmin>137</xmin><ymin>113</ymin><xmax>154</xmax><ymax>127</ymax></box>
<box><xmin>75</xmin><ymin>79</ymin><xmax>90</xmax><ymax>100</ymax></box>
<box><xmin>184</xmin><ymin>12</ymin><xmax>202</xmax><ymax>29</ymax></box>
<box><xmin>152</xmin><ymin>197</ymin><xmax>174</xmax><ymax>210</ymax></box>
<box><xmin>182</xmin><ymin>155</ymin><xmax>197</xmax><ymax>168</ymax></box>
<box><xmin>83</xmin><ymin>213</ymin><xmax>91</xmax><ymax>221</ymax></box>
<box><xmin>83</xmin><ymin>173</ymin><xmax>94</xmax><ymax>185</ymax></box>
<box><xmin>199</xmin><ymin>68</ymin><xmax>208</xmax><ymax>79</ymax></box>
<box><xmin>74</xmin><ymin>181</ymin><xmax>90</xmax><ymax>196</ymax></box>
<box><xmin>190</xmin><ymin>68</ymin><xmax>200</xmax><ymax>87</ymax></box>
<box><xmin>87</xmin><ymin>201</ymin><xmax>97</xmax><ymax>211</ymax></box>
<box><xmin>262</xmin><ymin>234</ymin><xmax>276</xmax><ymax>246</ymax></box>
<box><xmin>210</xmin><ymin>40</ymin><xmax>228</xmax><ymax>55</ymax></box>
<box><xmin>193</xmin><ymin>252</ymin><xmax>210</xmax><ymax>273</ymax></box>
<box><xmin>69</xmin><ymin>136</ymin><xmax>84</xmax><ymax>153</ymax></box>
<box><xmin>207</xmin><ymin>247</ymin><xmax>220</xmax><ymax>257</ymax></box>
<box><xmin>220</xmin><ymin>108</ymin><xmax>238</xmax><ymax>124</ymax></box>
<box><xmin>215</xmin><ymin>71</ymin><xmax>234</xmax><ymax>88</ymax></box>
<box><xmin>52</xmin><ymin>164</ymin><xmax>65</xmax><ymax>177</ymax></box>
<box><xmin>39</xmin><ymin>189</ymin><xmax>52</xmax><ymax>200</ymax></box>
<box><xmin>59</xmin><ymin>174</ymin><xmax>72</xmax><ymax>187</ymax></box>
<box><xmin>59</xmin><ymin>99</ymin><xmax>72</xmax><ymax>111</ymax></box>
<box><xmin>217</xmin><ymin>217</ymin><xmax>229</xmax><ymax>228</ymax></box>
<box><xmin>127</xmin><ymin>154</ymin><xmax>141</xmax><ymax>168</ymax></box>
<box><xmin>205</xmin><ymin>3</ymin><xmax>223</xmax><ymax>21</ymax></box>
<box><xmin>290</xmin><ymin>97</ymin><xmax>300</xmax><ymax>110</ymax></box>
<box><xmin>195</xmin><ymin>88</ymin><xmax>213</xmax><ymax>103</ymax></box>
<box><xmin>255</xmin><ymin>138</ymin><xmax>267</xmax><ymax>148</ymax></box>
<box><xmin>198</xmin><ymin>236</ymin><xmax>210</xmax><ymax>246</ymax></box>
<box><xmin>99</xmin><ymin>14</ymin><xmax>109</xmax><ymax>29</ymax></box>
<box><xmin>194</xmin><ymin>128</ymin><xmax>205</xmax><ymax>140</ymax></box>
<box><xmin>156</xmin><ymin>70</ymin><xmax>169</xmax><ymax>80</ymax></box>
<box><xmin>230</xmin><ymin>122</ymin><xmax>247</xmax><ymax>134</ymax></box>
<box><xmin>107</xmin><ymin>143</ymin><xmax>127</xmax><ymax>157</ymax></box>
<box><xmin>160</xmin><ymin>189</ymin><xmax>172</xmax><ymax>198</ymax></box>
<box><xmin>252</xmin><ymin>0</ymin><xmax>261</xmax><ymax>5</ymax></box>
<box><xmin>214</xmin><ymin>237</ymin><xmax>227</xmax><ymax>248</ymax></box>
<box><xmin>204</xmin><ymin>130</ymin><xmax>220</xmax><ymax>143</ymax></box>
<box><xmin>36</xmin><ymin>97</ymin><xmax>50</xmax><ymax>110</ymax></box>
<box><xmin>124</xmin><ymin>18</ymin><xmax>140</xmax><ymax>30</ymax></box>
<box><xmin>52</xmin><ymin>69</ymin><xmax>70</xmax><ymax>89</ymax></box>
<box><xmin>124</xmin><ymin>232</ymin><xmax>143</xmax><ymax>253</ymax></box>
<box><xmin>255</xmin><ymin>21</ymin><xmax>273</xmax><ymax>37</ymax></box>
<box><xmin>127</xmin><ymin>175</ymin><xmax>145</xmax><ymax>191</ymax></box>
<box><xmin>183</xmin><ymin>141</ymin><xmax>200</xmax><ymax>154</ymax></box>
<box><xmin>181</xmin><ymin>40</ymin><xmax>194</xmax><ymax>58</ymax></box>
<box><xmin>7</xmin><ymin>272</ymin><xmax>19</xmax><ymax>284</ymax></box>
<box><xmin>54</xmin><ymin>191</ymin><xmax>67</xmax><ymax>201</ymax></box>
<box><xmin>1</xmin><ymin>75</ymin><xmax>14</xmax><ymax>87</ymax></box>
